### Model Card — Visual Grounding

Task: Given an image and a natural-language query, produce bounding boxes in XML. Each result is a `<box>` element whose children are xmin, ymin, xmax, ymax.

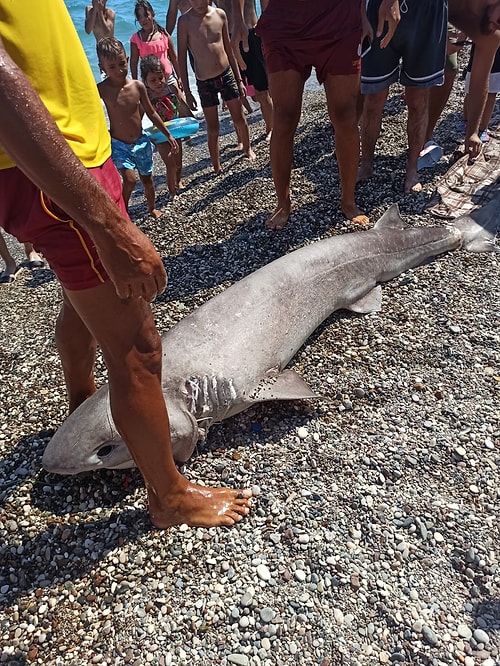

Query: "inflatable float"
<box><xmin>144</xmin><ymin>117</ymin><xmax>200</xmax><ymax>143</ymax></box>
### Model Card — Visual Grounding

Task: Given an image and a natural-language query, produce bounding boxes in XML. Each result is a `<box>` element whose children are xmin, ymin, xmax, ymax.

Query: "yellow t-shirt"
<box><xmin>0</xmin><ymin>0</ymin><xmax>110</xmax><ymax>170</ymax></box>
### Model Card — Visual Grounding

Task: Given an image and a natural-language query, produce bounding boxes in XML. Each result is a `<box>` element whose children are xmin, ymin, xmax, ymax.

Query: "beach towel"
<box><xmin>426</xmin><ymin>125</ymin><xmax>500</xmax><ymax>219</ymax></box>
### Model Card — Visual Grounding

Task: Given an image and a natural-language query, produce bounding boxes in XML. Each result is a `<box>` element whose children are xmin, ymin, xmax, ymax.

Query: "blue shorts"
<box><xmin>361</xmin><ymin>0</ymin><xmax>447</xmax><ymax>93</ymax></box>
<box><xmin>111</xmin><ymin>133</ymin><xmax>154</xmax><ymax>175</ymax></box>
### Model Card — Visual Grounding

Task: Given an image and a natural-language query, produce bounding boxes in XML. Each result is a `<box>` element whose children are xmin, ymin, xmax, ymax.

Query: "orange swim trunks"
<box><xmin>256</xmin><ymin>0</ymin><xmax>362</xmax><ymax>83</ymax></box>
<box><xmin>0</xmin><ymin>157</ymin><xmax>126</xmax><ymax>291</ymax></box>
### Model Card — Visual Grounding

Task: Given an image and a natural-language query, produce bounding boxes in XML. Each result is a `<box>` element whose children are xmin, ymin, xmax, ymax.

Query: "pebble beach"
<box><xmin>0</xmin><ymin>83</ymin><xmax>499</xmax><ymax>666</ymax></box>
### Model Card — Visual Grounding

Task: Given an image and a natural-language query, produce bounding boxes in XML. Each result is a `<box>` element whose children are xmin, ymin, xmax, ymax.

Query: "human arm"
<box><xmin>166</xmin><ymin>0</ymin><xmax>178</xmax><ymax>36</ymax></box>
<box><xmin>0</xmin><ymin>38</ymin><xmax>166</xmax><ymax>301</ymax></box>
<box><xmin>222</xmin><ymin>11</ymin><xmax>246</xmax><ymax>97</ymax></box>
<box><xmin>229</xmin><ymin>0</ymin><xmax>248</xmax><ymax>70</ymax></box>
<box><xmin>130</xmin><ymin>38</ymin><xmax>140</xmax><ymax>79</ymax></box>
<box><xmin>376</xmin><ymin>0</ymin><xmax>400</xmax><ymax>49</ymax></box>
<box><xmin>84</xmin><ymin>4</ymin><xmax>97</xmax><ymax>34</ymax></box>
<box><xmin>177</xmin><ymin>18</ymin><xmax>197</xmax><ymax>110</ymax></box>
<box><xmin>465</xmin><ymin>36</ymin><xmax>500</xmax><ymax>157</ymax></box>
<box><xmin>167</xmin><ymin>33</ymin><xmax>182</xmax><ymax>81</ymax></box>
<box><xmin>137</xmin><ymin>82</ymin><xmax>179</xmax><ymax>152</ymax></box>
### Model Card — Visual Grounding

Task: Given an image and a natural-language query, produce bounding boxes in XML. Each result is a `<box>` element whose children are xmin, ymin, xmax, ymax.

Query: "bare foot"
<box><xmin>177</xmin><ymin>179</ymin><xmax>185</xmax><ymax>190</ymax></box>
<box><xmin>245</xmin><ymin>147</ymin><xmax>256</xmax><ymax>161</ymax></box>
<box><xmin>404</xmin><ymin>171</ymin><xmax>422</xmax><ymax>194</ymax></box>
<box><xmin>149</xmin><ymin>480</ymin><xmax>253</xmax><ymax>529</ymax></box>
<box><xmin>343</xmin><ymin>203</ymin><xmax>370</xmax><ymax>226</ymax></box>
<box><xmin>357</xmin><ymin>162</ymin><xmax>373</xmax><ymax>183</ymax></box>
<box><xmin>265</xmin><ymin>130</ymin><xmax>272</xmax><ymax>142</ymax></box>
<box><xmin>237</xmin><ymin>142</ymin><xmax>243</xmax><ymax>150</ymax></box>
<box><xmin>265</xmin><ymin>205</ymin><xmax>290</xmax><ymax>230</ymax></box>
<box><xmin>149</xmin><ymin>209</ymin><xmax>163</xmax><ymax>219</ymax></box>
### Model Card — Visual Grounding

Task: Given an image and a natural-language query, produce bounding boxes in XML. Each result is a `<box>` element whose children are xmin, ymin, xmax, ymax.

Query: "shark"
<box><xmin>41</xmin><ymin>201</ymin><xmax>500</xmax><ymax>474</ymax></box>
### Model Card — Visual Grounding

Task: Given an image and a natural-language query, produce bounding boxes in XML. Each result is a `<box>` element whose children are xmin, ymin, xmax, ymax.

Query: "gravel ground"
<box><xmin>0</xmin><ymin>76</ymin><xmax>499</xmax><ymax>666</ymax></box>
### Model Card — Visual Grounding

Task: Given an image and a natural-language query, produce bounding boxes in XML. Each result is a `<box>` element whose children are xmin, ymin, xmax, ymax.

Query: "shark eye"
<box><xmin>97</xmin><ymin>444</ymin><xmax>115</xmax><ymax>459</ymax></box>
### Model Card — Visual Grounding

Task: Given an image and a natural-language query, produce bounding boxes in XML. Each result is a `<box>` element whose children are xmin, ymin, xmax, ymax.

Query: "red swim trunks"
<box><xmin>256</xmin><ymin>0</ymin><xmax>362</xmax><ymax>83</ymax></box>
<box><xmin>0</xmin><ymin>157</ymin><xmax>126</xmax><ymax>291</ymax></box>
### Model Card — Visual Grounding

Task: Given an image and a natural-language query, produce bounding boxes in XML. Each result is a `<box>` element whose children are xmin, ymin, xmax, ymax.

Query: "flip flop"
<box><xmin>0</xmin><ymin>272</ymin><xmax>16</xmax><ymax>284</ymax></box>
<box><xmin>26</xmin><ymin>260</ymin><xmax>45</xmax><ymax>269</ymax></box>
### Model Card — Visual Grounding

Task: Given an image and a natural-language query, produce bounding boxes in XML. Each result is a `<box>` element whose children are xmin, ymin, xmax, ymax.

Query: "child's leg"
<box><xmin>226</xmin><ymin>98</ymin><xmax>256</xmax><ymax>160</ymax></box>
<box><xmin>175</xmin><ymin>142</ymin><xmax>184</xmax><ymax>189</ymax></box>
<box><xmin>120</xmin><ymin>168</ymin><xmax>137</xmax><ymax>213</ymax></box>
<box><xmin>203</xmin><ymin>106</ymin><xmax>222</xmax><ymax>173</ymax></box>
<box><xmin>156</xmin><ymin>143</ymin><xmax>178</xmax><ymax>198</ymax></box>
<box><xmin>139</xmin><ymin>173</ymin><xmax>162</xmax><ymax>218</ymax></box>
<box><xmin>481</xmin><ymin>92</ymin><xmax>497</xmax><ymax>131</ymax></box>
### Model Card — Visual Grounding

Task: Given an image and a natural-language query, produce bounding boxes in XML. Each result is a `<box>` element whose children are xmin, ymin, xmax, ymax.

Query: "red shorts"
<box><xmin>256</xmin><ymin>0</ymin><xmax>362</xmax><ymax>83</ymax></box>
<box><xmin>0</xmin><ymin>158</ymin><xmax>126</xmax><ymax>291</ymax></box>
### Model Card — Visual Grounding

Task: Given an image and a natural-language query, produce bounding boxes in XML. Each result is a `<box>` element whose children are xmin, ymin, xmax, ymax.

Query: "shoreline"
<box><xmin>1</xmin><ymin>86</ymin><xmax>499</xmax><ymax>665</ymax></box>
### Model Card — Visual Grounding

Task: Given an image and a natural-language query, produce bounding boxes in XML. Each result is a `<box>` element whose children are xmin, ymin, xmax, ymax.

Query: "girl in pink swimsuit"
<box><xmin>130</xmin><ymin>0</ymin><xmax>184</xmax><ymax>103</ymax></box>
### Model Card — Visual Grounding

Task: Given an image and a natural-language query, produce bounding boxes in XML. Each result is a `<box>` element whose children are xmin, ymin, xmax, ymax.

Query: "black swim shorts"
<box><xmin>239</xmin><ymin>28</ymin><xmax>269</xmax><ymax>92</ymax></box>
<box><xmin>196</xmin><ymin>66</ymin><xmax>240</xmax><ymax>108</ymax></box>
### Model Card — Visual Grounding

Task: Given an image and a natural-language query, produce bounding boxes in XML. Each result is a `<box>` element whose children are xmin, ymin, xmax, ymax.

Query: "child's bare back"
<box><xmin>179</xmin><ymin>5</ymin><xmax>230</xmax><ymax>80</ymax></box>
<box><xmin>98</xmin><ymin>77</ymin><xmax>145</xmax><ymax>144</ymax></box>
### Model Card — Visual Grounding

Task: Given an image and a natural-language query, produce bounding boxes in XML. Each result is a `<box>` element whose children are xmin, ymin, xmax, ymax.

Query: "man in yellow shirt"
<box><xmin>0</xmin><ymin>0</ymin><xmax>251</xmax><ymax>529</ymax></box>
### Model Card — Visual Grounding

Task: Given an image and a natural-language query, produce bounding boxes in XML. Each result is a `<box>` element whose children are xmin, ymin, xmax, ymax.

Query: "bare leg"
<box><xmin>0</xmin><ymin>230</ymin><xmax>17</xmax><ymax>279</ymax></box>
<box><xmin>156</xmin><ymin>143</ymin><xmax>178</xmax><ymax>199</ymax></box>
<box><xmin>55</xmin><ymin>291</ymin><xmax>97</xmax><ymax>413</ymax></box>
<box><xmin>203</xmin><ymin>105</ymin><xmax>222</xmax><ymax>173</ymax></box>
<box><xmin>120</xmin><ymin>168</ymin><xmax>137</xmax><ymax>214</ymax></box>
<box><xmin>324</xmin><ymin>73</ymin><xmax>369</xmax><ymax>225</ymax></box>
<box><xmin>425</xmin><ymin>70</ymin><xmax>456</xmax><ymax>142</ymax></box>
<box><xmin>480</xmin><ymin>92</ymin><xmax>497</xmax><ymax>132</ymax></box>
<box><xmin>254</xmin><ymin>89</ymin><xmax>273</xmax><ymax>139</ymax></box>
<box><xmin>23</xmin><ymin>242</ymin><xmax>44</xmax><ymax>265</ymax></box>
<box><xmin>266</xmin><ymin>69</ymin><xmax>305</xmax><ymax>230</ymax></box>
<box><xmin>226</xmin><ymin>97</ymin><xmax>256</xmax><ymax>160</ymax></box>
<box><xmin>405</xmin><ymin>87</ymin><xmax>429</xmax><ymax>194</ymax></box>
<box><xmin>139</xmin><ymin>173</ymin><xmax>162</xmax><ymax>218</ymax></box>
<box><xmin>64</xmin><ymin>280</ymin><xmax>252</xmax><ymax>528</ymax></box>
<box><xmin>359</xmin><ymin>88</ymin><xmax>389</xmax><ymax>181</ymax></box>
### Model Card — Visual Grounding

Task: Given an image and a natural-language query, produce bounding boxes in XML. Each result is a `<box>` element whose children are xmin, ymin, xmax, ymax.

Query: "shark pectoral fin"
<box><xmin>374</xmin><ymin>204</ymin><xmax>407</xmax><ymax>229</ymax></box>
<box><xmin>347</xmin><ymin>285</ymin><xmax>382</xmax><ymax>313</ymax></box>
<box><xmin>252</xmin><ymin>369</ymin><xmax>318</xmax><ymax>402</ymax></box>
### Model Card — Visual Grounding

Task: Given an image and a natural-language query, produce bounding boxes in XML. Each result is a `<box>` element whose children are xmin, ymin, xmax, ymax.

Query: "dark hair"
<box><xmin>140</xmin><ymin>54</ymin><xmax>166</xmax><ymax>81</ymax></box>
<box><xmin>134</xmin><ymin>1</ymin><xmax>167</xmax><ymax>35</ymax></box>
<box><xmin>97</xmin><ymin>37</ymin><xmax>126</xmax><ymax>61</ymax></box>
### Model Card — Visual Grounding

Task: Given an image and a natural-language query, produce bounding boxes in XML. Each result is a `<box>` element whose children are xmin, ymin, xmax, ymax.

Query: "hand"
<box><xmin>465</xmin><ymin>133</ymin><xmax>483</xmax><ymax>161</ymax></box>
<box><xmin>186</xmin><ymin>91</ymin><xmax>197</xmax><ymax>111</ymax></box>
<box><xmin>168</xmin><ymin>136</ymin><xmax>179</xmax><ymax>154</ymax></box>
<box><xmin>377</xmin><ymin>0</ymin><xmax>400</xmax><ymax>49</ymax></box>
<box><xmin>95</xmin><ymin>221</ymin><xmax>167</xmax><ymax>301</ymax></box>
<box><xmin>237</xmin><ymin>81</ymin><xmax>246</xmax><ymax>97</ymax></box>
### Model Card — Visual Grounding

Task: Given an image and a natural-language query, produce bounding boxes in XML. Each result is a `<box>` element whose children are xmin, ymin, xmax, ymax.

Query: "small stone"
<box><xmin>457</xmin><ymin>624</ymin><xmax>472</xmax><ymax>640</ymax></box>
<box><xmin>294</xmin><ymin>569</ymin><xmax>306</xmax><ymax>582</ymax></box>
<box><xmin>433</xmin><ymin>531</ymin><xmax>445</xmax><ymax>543</ymax></box>
<box><xmin>259</xmin><ymin>607</ymin><xmax>275</xmax><ymax>623</ymax></box>
<box><xmin>297</xmin><ymin>427</ymin><xmax>309</xmax><ymax>440</ymax></box>
<box><xmin>422</xmin><ymin>625</ymin><xmax>438</xmax><ymax>646</ymax></box>
<box><xmin>227</xmin><ymin>655</ymin><xmax>249</xmax><ymax>666</ymax></box>
<box><xmin>256</xmin><ymin>564</ymin><xmax>271</xmax><ymax>582</ymax></box>
<box><xmin>473</xmin><ymin>628</ymin><xmax>489</xmax><ymax>644</ymax></box>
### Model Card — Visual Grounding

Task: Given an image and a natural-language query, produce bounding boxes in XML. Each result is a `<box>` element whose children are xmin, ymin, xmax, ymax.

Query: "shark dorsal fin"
<box><xmin>374</xmin><ymin>204</ymin><xmax>407</xmax><ymax>230</ymax></box>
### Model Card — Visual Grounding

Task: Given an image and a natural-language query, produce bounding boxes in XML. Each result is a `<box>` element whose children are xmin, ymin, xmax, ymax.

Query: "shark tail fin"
<box><xmin>454</xmin><ymin>212</ymin><xmax>500</xmax><ymax>253</ymax></box>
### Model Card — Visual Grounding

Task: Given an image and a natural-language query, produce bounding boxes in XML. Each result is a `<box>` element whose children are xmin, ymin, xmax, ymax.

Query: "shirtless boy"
<box><xmin>85</xmin><ymin>0</ymin><xmax>115</xmax><ymax>41</ymax></box>
<box><xmin>178</xmin><ymin>0</ymin><xmax>255</xmax><ymax>173</ymax></box>
<box><xmin>97</xmin><ymin>38</ymin><xmax>179</xmax><ymax>218</ymax></box>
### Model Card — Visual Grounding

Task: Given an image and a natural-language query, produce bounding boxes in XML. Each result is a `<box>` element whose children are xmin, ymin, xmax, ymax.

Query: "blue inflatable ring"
<box><xmin>144</xmin><ymin>117</ymin><xmax>200</xmax><ymax>143</ymax></box>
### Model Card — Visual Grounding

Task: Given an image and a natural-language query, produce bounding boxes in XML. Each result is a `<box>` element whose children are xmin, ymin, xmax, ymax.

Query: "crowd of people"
<box><xmin>1</xmin><ymin>0</ymin><xmax>499</xmax><ymax>529</ymax></box>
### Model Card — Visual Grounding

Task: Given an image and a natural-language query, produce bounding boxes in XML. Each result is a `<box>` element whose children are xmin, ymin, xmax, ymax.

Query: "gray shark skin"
<box><xmin>41</xmin><ymin>202</ymin><xmax>500</xmax><ymax>475</ymax></box>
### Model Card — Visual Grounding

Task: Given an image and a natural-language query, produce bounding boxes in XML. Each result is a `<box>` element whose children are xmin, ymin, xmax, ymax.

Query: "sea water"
<box><xmin>64</xmin><ymin>0</ymin><xmax>261</xmax><ymax>85</ymax></box>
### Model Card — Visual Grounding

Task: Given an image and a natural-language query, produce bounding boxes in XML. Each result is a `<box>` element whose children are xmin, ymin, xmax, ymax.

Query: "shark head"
<box><xmin>42</xmin><ymin>385</ymin><xmax>134</xmax><ymax>474</ymax></box>
<box><xmin>41</xmin><ymin>383</ymin><xmax>203</xmax><ymax>474</ymax></box>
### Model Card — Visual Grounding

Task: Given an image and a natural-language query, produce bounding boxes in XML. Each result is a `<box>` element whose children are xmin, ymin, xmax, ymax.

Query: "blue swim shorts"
<box><xmin>111</xmin><ymin>133</ymin><xmax>154</xmax><ymax>175</ymax></box>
